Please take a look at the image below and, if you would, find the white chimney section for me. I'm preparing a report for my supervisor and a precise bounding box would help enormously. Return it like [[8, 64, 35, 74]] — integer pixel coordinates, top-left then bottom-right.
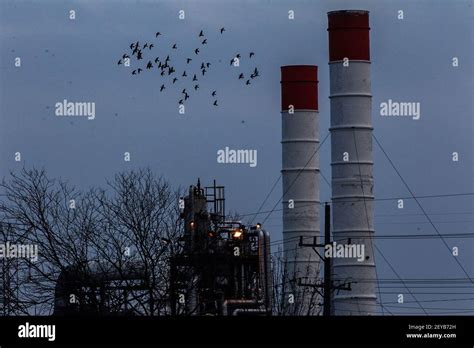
[[327, 10, 377, 315], [281, 65, 320, 314]]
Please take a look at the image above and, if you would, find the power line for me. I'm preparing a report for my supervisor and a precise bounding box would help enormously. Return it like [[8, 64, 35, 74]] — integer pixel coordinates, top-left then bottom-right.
[[285, 211, 474, 219], [351, 128, 385, 315], [376, 220, 474, 225], [378, 286, 474, 289], [375, 292, 474, 295], [268, 233, 474, 249], [261, 132, 330, 224], [320, 170, 331, 188], [375, 211, 474, 217], [239, 192, 474, 218], [373, 133, 473, 284], [331, 278, 474, 283], [248, 175, 281, 225], [340, 299, 474, 311], [275, 276, 474, 287], [247, 168, 331, 227], [383, 297, 474, 304]]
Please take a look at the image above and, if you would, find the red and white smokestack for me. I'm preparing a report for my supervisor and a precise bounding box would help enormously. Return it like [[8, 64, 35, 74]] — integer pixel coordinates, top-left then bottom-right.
[[280, 66, 320, 314], [328, 10, 377, 315]]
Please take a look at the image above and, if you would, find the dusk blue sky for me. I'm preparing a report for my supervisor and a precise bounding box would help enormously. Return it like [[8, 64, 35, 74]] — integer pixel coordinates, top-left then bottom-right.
[[1, 0, 473, 314]]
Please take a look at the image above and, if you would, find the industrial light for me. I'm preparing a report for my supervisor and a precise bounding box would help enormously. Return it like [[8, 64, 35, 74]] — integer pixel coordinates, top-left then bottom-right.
[[190, 221, 195, 229], [232, 229, 243, 239], [256, 223, 262, 229]]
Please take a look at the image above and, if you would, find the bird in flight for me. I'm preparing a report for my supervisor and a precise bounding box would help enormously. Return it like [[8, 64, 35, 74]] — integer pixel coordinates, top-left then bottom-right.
[[120, 28, 256, 107]]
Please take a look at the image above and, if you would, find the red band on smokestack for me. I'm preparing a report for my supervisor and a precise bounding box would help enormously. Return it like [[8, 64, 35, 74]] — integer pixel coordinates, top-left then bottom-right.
[[280, 65, 318, 111], [328, 10, 370, 61]]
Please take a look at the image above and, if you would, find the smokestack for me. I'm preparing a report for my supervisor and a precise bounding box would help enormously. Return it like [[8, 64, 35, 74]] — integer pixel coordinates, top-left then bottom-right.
[[280, 65, 320, 314], [327, 10, 377, 315]]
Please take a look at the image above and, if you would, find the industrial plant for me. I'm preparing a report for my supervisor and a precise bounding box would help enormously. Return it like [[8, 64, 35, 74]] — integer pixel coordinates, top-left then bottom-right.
[[46, 10, 378, 317], [1, 0, 473, 345]]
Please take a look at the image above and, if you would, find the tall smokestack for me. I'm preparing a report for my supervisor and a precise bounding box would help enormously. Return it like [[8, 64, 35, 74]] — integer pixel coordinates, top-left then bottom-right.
[[327, 10, 377, 315], [280, 65, 320, 314]]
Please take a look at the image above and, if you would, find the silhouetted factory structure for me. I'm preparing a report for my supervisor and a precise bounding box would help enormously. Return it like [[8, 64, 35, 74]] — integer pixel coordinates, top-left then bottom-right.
[[170, 180, 272, 316]]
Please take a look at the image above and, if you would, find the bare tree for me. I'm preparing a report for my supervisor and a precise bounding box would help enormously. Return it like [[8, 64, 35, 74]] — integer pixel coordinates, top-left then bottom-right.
[[0, 221, 30, 315], [0, 167, 183, 316], [0, 168, 91, 314], [272, 248, 322, 316], [91, 168, 183, 315]]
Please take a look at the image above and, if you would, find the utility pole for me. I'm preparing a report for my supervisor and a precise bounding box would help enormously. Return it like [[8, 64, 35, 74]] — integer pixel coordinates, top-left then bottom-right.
[[297, 202, 351, 316], [323, 202, 331, 316]]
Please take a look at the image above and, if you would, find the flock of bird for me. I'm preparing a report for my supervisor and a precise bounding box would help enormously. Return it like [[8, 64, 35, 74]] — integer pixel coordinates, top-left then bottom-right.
[[117, 27, 260, 107]]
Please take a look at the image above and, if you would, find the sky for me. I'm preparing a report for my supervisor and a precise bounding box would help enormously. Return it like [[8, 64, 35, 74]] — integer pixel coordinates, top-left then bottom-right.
[[0, 0, 473, 315]]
